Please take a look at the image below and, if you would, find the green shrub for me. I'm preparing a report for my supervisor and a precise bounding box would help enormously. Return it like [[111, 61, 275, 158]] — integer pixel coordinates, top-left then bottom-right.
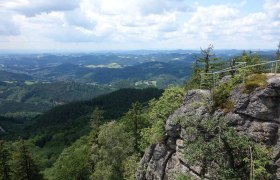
[[177, 115, 273, 179], [212, 81, 235, 112], [244, 74, 267, 93], [223, 100, 235, 113], [140, 87, 185, 149]]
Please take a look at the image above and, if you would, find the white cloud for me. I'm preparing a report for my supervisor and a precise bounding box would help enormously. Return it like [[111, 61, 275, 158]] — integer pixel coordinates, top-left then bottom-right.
[[1, 0, 80, 16], [0, 10, 20, 35], [264, 0, 280, 20], [181, 1, 280, 48], [0, 0, 279, 50]]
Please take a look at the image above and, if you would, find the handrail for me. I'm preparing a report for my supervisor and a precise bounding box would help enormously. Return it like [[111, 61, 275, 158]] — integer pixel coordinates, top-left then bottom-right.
[[200, 59, 280, 89], [201, 62, 247, 76]]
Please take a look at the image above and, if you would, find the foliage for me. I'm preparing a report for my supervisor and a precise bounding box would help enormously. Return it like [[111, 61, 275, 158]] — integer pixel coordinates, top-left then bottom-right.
[[176, 115, 273, 179], [184, 60, 201, 90], [0, 81, 113, 114], [0, 115, 25, 140], [1, 50, 278, 180], [140, 87, 185, 149], [186, 44, 224, 90], [244, 74, 268, 93], [89, 107, 104, 138], [244, 144, 273, 179], [121, 102, 147, 153], [44, 136, 90, 180], [236, 51, 268, 74], [20, 88, 162, 169], [222, 100, 235, 113], [11, 140, 43, 180], [196, 44, 219, 74], [90, 122, 133, 180], [0, 140, 11, 180], [122, 154, 141, 180], [175, 173, 194, 180], [90, 107, 104, 128], [212, 75, 241, 111]]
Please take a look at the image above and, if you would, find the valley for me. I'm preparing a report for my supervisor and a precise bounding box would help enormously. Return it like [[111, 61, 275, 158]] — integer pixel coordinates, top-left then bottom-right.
[[0, 49, 278, 179]]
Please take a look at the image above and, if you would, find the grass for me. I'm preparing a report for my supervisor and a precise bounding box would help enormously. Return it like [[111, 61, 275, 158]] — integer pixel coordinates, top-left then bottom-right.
[[3, 80, 17, 84], [222, 100, 235, 113], [213, 81, 235, 112], [244, 74, 267, 93], [25, 81, 37, 85]]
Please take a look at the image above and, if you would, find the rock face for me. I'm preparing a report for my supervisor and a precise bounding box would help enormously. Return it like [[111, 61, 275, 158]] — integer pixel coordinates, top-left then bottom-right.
[[136, 75, 280, 179], [136, 90, 212, 179]]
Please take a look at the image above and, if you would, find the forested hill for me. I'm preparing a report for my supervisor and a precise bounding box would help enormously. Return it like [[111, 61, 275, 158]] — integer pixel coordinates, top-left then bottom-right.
[[25, 88, 163, 135], [0, 88, 163, 169], [1, 49, 279, 180]]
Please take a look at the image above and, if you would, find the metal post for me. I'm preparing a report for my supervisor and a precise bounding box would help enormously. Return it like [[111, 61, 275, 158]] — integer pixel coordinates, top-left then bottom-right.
[[249, 146, 254, 180], [276, 62, 278, 74], [213, 73, 215, 88], [243, 69, 245, 84], [200, 74, 202, 89]]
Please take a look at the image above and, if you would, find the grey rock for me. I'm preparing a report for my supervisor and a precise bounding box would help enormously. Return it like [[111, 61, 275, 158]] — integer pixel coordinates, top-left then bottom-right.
[[219, 75, 232, 85], [137, 75, 280, 179], [137, 89, 212, 180]]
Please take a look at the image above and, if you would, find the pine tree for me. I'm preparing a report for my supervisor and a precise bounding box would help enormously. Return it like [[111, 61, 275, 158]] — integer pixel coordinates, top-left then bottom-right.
[[90, 107, 104, 130], [0, 140, 11, 180], [90, 122, 133, 180], [89, 107, 104, 145], [89, 107, 104, 174], [11, 140, 43, 180], [197, 44, 218, 73], [122, 101, 145, 153], [194, 44, 224, 89]]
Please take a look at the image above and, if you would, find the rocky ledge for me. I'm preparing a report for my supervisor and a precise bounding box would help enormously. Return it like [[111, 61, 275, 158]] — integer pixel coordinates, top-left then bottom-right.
[[136, 74, 280, 179]]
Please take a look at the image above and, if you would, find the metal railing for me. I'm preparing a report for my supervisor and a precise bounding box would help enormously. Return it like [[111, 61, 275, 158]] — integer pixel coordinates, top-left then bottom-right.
[[200, 59, 280, 89]]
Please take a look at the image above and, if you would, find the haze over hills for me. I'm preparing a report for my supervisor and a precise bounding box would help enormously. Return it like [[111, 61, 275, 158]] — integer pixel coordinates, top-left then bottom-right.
[[0, 48, 279, 179], [0, 50, 276, 116], [1, 0, 280, 178]]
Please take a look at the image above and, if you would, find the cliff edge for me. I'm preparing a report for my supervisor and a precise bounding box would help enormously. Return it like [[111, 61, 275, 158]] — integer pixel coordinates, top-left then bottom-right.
[[137, 74, 280, 179]]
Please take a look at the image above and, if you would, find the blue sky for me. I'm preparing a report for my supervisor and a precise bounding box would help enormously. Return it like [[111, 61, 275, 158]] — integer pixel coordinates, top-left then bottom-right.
[[0, 0, 279, 51]]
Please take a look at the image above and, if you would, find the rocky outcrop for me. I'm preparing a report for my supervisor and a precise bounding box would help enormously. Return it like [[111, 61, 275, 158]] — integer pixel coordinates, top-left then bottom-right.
[[137, 90, 212, 179], [137, 74, 280, 179], [227, 74, 280, 178]]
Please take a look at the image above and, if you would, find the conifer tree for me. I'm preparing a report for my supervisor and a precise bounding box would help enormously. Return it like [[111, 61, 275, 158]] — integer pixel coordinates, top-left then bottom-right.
[[0, 140, 11, 180], [88, 107, 105, 174], [197, 44, 218, 73], [89, 107, 105, 147], [90, 107, 104, 130], [122, 101, 145, 153], [11, 140, 43, 180]]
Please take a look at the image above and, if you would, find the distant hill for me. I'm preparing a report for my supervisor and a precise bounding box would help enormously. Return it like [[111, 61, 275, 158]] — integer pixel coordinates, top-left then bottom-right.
[[0, 70, 32, 82], [0, 81, 114, 114], [0, 115, 24, 139], [5, 88, 163, 167], [29, 60, 193, 86], [25, 88, 163, 134]]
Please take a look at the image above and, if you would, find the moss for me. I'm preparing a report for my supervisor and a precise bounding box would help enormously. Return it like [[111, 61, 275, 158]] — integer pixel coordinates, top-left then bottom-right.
[[212, 81, 235, 112], [244, 74, 267, 93], [222, 100, 235, 113]]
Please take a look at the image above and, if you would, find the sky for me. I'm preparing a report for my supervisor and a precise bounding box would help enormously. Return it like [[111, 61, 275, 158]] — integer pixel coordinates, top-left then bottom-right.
[[0, 0, 279, 52]]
